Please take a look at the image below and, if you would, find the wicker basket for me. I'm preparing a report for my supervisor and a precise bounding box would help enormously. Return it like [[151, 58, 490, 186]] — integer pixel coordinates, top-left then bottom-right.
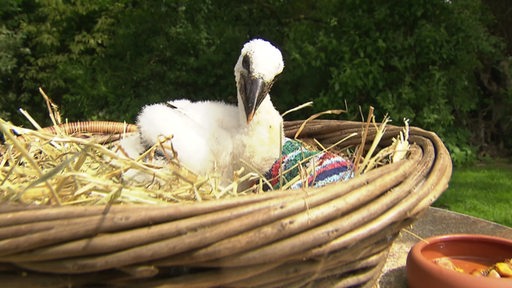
[[0, 120, 452, 288]]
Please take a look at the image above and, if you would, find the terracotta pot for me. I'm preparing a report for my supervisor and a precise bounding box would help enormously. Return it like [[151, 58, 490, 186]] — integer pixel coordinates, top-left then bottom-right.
[[407, 234, 512, 288]]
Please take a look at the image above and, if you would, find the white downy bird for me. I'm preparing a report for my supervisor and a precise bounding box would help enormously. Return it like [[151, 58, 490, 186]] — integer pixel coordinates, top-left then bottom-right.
[[124, 39, 284, 184]]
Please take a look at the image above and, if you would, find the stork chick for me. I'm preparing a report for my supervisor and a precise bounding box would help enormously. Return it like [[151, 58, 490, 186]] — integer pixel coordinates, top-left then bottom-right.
[[134, 39, 284, 184]]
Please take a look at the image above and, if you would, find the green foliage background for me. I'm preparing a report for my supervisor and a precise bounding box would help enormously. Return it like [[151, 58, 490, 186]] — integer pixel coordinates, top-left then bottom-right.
[[1, 0, 510, 163]]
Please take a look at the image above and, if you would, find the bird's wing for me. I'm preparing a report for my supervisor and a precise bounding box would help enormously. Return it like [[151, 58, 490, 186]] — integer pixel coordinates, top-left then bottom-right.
[[167, 100, 239, 133], [137, 102, 234, 177]]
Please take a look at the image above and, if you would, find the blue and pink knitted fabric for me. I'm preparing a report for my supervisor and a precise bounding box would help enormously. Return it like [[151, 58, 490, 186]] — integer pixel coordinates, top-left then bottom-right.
[[265, 138, 354, 190]]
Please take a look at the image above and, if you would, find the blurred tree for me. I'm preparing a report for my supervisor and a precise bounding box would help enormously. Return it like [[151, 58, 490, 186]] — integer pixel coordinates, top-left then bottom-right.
[[476, 0, 512, 156], [0, 0, 509, 160], [0, 0, 25, 122], [0, 0, 117, 123]]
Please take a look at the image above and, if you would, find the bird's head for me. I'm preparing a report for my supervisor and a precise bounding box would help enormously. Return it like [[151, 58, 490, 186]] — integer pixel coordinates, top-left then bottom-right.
[[235, 39, 284, 123]]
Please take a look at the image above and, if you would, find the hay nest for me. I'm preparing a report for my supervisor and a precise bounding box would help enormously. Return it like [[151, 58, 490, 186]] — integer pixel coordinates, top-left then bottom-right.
[[0, 118, 452, 287]]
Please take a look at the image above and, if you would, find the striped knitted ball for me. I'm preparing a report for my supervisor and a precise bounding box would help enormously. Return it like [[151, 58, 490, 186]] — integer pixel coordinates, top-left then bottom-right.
[[265, 138, 354, 190]]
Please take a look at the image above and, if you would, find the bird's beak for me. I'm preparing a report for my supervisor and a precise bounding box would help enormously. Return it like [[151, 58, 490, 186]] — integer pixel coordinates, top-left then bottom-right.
[[239, 74, 269, 123]]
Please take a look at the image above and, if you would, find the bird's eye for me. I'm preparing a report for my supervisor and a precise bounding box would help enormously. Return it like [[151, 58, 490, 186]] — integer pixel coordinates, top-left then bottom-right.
[[242, 55, 251, 72]]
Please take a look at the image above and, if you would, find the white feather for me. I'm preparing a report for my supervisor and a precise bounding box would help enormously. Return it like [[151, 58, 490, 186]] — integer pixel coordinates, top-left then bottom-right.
[[137, 101, 236, 178]]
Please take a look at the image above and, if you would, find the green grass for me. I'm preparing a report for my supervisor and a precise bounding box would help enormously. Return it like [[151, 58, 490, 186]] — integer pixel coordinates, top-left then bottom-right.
[[433, 159, 512, 228]]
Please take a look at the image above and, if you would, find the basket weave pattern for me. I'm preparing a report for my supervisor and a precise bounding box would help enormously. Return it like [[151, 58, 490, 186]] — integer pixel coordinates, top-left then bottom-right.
[[0, 120, 452, 287]]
